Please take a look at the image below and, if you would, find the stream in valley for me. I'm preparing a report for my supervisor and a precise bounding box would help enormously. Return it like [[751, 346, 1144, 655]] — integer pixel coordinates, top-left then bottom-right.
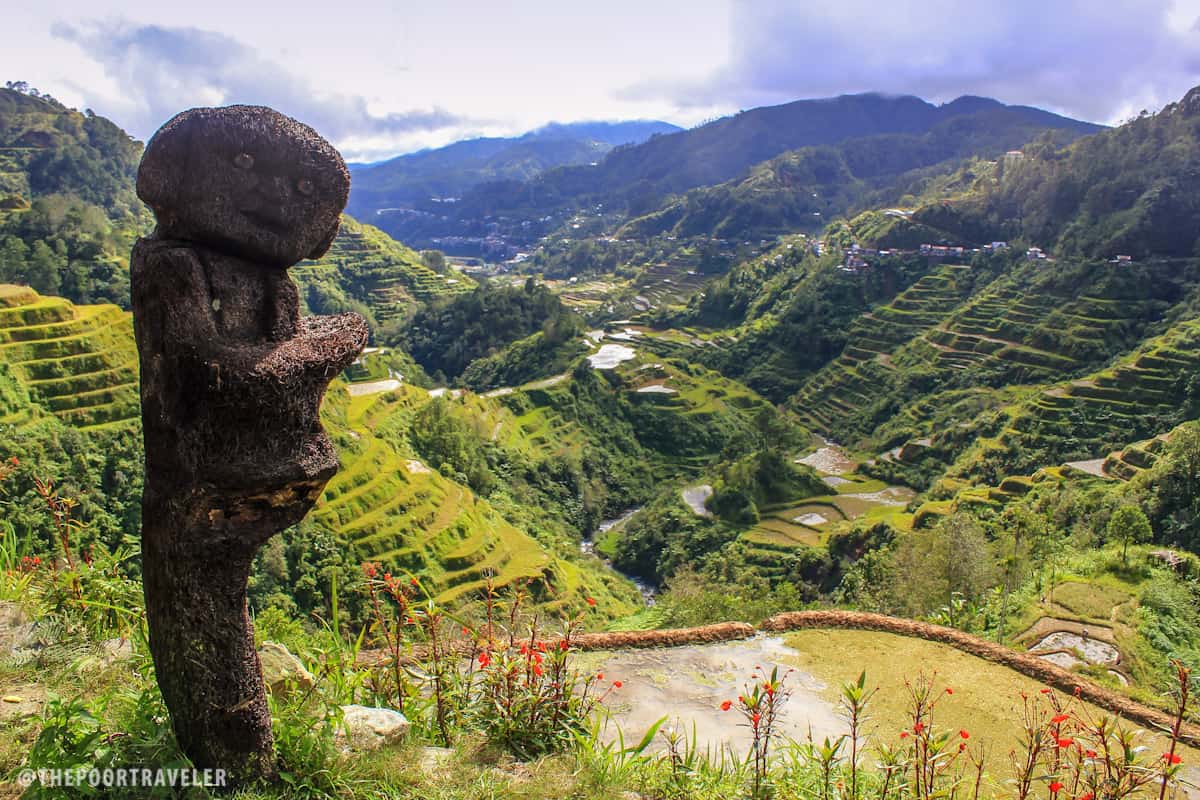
[[582, 507, 657, 604]]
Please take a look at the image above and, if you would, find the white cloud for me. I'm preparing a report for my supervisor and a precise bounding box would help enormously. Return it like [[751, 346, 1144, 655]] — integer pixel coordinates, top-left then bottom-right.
[[626, 0, 1200, 124], [49, 20, 476, 160]]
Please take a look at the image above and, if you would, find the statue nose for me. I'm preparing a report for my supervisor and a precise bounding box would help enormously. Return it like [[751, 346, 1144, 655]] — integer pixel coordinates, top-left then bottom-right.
[[267, 175, 292, 201]]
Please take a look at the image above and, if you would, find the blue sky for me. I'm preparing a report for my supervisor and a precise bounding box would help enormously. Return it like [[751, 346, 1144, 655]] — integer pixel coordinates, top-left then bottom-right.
[[5, 1, 1200, 162]]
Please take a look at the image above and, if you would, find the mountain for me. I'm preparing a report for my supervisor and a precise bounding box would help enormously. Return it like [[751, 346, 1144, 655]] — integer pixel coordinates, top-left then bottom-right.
[[909, 87, 1200, 258], [0, 85, 149, 307], [617, 101, 1099, 241], [369, 93, 1101, 252], [661, 85, 1200, 500], [573, 93, 1099, 201], [346, 119, 680, 216]]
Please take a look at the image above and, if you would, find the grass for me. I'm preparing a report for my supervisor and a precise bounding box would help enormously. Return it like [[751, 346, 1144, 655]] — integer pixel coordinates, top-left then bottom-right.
[[782, 629, 1199, 760], [291, 215, 473, 326], [315, 383, 641, 616], [0, 288, 139, 430], [1051, 580, 1135, 622]]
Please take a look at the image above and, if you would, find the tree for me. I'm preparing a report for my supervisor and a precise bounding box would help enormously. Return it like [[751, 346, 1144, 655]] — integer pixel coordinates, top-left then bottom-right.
[[420, 249, 446, 272], [0, 236, 29, 283], [27, 240, 62, 295], [1108, 505, 1153, 564], [887, 513, 996, 620]]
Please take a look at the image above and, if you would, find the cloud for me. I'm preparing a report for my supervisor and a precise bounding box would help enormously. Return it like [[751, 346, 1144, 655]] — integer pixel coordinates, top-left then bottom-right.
[[50, 21, 474, 159], [625, 0, 1200, 123]]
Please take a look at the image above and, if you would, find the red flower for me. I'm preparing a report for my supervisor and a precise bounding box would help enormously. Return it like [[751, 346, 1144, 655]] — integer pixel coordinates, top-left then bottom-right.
[[410, 576, 419, 586], [383, 572, 392, 582], [8, 457, 17, 466], [900, 731, 910, 739], [752, 712, 761, 726], [1049, 782, 1064, 793], [362, 562, 378, 578], [612, 680, 622, 688], [1057, 738, 1074, 748], [959, 730, 970, 740], [560, 640, 569, 651], [1040, 688, 1052, 694], [1085, 749, 1097, 758], [596, 672, 604, 681], [1164, 753, 1183, 765], [462, 626, 471, 636], [914, 722, 925, 734], [1051, 714, 1069, 724], [945, 687, 954, 695], [1080, 794, 1094, 800], [959, 742, 967, 752], [586, 597, 597, 607], [31, 557, 39, 566], [478, 652, 491, 668], [721, 700, 732, 711], [533, 664, 543, 677]]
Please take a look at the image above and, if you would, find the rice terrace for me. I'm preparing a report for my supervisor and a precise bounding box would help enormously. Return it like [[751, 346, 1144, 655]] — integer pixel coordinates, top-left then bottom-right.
[[5, 5, 1200, 798]]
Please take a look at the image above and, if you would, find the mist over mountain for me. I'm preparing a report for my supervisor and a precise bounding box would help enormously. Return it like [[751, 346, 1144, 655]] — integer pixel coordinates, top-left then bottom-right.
[[347, 119, 680, 215]]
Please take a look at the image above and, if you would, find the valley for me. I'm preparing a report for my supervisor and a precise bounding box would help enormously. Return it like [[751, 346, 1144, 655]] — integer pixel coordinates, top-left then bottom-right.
[[4, 73, 1200, 800]]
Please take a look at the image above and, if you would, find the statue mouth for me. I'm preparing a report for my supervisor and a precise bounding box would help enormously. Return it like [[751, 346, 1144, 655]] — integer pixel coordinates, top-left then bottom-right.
[[239, 208, 289, 235]]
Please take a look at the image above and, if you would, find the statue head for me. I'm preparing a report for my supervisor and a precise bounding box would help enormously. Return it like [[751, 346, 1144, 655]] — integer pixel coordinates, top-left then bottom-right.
[[137, 105, 349, 267]]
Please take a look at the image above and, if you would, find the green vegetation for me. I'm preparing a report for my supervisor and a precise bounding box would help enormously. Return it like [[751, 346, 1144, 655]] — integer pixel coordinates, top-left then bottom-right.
[[0, 285, 138, 431], [387, 92, 1097, 254], [918, 88, 1200, 258], [0, 85, 149, 308], [403, 279, 579, 384], [291, 215, 474, 338]]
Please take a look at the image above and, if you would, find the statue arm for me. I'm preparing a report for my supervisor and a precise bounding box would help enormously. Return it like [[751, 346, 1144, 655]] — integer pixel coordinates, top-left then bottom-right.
[[141, 245, 368, 382]]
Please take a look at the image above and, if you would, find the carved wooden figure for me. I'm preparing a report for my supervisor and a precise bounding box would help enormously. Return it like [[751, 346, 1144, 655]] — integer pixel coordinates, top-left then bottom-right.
[[131, 105, 367, 783]]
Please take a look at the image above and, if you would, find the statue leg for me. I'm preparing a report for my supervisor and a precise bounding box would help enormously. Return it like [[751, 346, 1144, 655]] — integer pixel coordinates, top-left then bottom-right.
[[141, 489, 279, 785]]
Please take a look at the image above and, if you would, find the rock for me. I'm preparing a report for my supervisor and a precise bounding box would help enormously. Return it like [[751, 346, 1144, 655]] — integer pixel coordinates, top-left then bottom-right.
[[336, 705, 410, 752], [0, 602, 35, 657], [258, 641, 315, 696], [99, 637, 134, 665]]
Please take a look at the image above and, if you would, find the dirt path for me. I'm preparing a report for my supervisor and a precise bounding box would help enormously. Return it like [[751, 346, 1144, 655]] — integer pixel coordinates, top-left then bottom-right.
[[346, 378, 402, 396]]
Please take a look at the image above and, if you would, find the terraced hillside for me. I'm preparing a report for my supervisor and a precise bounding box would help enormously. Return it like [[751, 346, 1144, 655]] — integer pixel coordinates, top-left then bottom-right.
[[496, 353, 786, 477], [778, 255, 1200, 491], [899, 260, 1178, 384], [0, 284, 137, 430], [292, 216, 475, 328], [742, 475, 915, 576], [953, 316, 1200, 482], [317, 383, 638, 613], [789, 263, 978, 433]]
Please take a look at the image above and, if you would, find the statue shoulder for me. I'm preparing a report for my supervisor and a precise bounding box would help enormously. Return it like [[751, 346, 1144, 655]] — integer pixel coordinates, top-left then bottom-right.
[[132, 238, 209, 287]]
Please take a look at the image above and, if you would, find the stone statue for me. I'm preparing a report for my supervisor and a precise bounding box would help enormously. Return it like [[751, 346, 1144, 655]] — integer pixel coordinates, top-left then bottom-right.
[[131, 105, 367, 783]]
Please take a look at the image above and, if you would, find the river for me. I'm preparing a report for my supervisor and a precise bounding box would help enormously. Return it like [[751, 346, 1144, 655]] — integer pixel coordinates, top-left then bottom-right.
[[582, 507, 657, 605]]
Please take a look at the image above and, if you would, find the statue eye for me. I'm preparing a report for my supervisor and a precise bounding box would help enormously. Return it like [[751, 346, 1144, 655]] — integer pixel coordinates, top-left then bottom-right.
[[233, 153, 254, 170], [296, 178, 314, 196]]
